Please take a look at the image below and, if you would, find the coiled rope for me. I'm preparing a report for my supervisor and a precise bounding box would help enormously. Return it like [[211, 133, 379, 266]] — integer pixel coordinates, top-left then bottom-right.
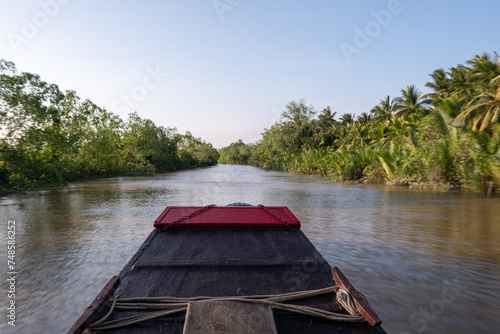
[[89, 286, 365, 331]]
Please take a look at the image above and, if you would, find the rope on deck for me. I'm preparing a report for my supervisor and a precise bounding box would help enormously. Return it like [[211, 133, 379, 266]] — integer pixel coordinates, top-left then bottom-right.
[[89, 286, 366, 331]]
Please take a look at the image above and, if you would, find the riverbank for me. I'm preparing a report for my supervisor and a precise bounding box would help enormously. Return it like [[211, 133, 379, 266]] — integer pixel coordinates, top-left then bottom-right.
[[284, 167, 496, 194], [0, 161, 219, 194], [0, 60, 219, 192], [218, 54, 500, 194]]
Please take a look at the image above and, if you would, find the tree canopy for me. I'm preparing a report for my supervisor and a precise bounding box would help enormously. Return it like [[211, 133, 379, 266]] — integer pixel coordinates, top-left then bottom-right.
[[218, 53, 500, 193], [0, 59, 218, 190]]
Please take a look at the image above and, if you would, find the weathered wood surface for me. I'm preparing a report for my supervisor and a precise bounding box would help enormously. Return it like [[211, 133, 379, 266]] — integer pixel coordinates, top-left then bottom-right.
[[332, 267, 382, 326], [67, 275, 120, 334], [183, 300, 277, 334], [88, 227, 386, 334]]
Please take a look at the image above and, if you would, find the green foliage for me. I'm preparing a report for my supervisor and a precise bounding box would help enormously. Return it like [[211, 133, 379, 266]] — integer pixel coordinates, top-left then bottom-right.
[[370, 95, 397, 124], [0, 59, 217, 190], [177, 131, 219, 168], [224, 53, 500, 194], [124, 112, 179, 172], [218, 140, 252, 164], [395, 85, 432, 120], [427, 53, 500, 132], [277, 100, 316, 153], [4, 53, 499, 194]]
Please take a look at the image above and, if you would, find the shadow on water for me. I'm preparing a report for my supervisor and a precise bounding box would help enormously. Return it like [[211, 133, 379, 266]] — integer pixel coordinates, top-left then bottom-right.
[[0, 164, 499, 333]]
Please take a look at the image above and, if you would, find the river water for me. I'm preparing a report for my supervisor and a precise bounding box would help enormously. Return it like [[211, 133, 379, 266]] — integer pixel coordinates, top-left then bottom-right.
[[1, 164, 499, 333]]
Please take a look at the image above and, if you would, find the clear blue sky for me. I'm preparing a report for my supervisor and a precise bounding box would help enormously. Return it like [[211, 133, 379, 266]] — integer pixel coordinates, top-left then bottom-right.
[[1, 0, 499, 148]]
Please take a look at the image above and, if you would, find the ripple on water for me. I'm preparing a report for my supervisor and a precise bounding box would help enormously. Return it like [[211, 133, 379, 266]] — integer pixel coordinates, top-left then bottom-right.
[[0, 165, 499, 333]]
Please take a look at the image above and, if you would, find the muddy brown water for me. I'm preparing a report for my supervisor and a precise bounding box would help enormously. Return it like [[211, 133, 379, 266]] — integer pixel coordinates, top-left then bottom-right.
[[1, 164, 499, 333]]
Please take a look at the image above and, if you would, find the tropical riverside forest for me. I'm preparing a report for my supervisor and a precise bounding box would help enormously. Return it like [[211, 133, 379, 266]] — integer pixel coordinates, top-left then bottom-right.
[[2, 53, 499, 195], [219, 53, 500, 194], [0, 59, 219, 191]]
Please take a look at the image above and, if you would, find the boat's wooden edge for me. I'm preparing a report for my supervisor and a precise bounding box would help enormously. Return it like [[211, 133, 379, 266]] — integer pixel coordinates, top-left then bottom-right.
[[331, 267, 382, 327], [67, 275, 120, 334]]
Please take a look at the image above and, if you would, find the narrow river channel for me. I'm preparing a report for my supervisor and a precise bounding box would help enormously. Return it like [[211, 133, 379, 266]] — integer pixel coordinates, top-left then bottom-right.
[[1, 164, 499, 333]]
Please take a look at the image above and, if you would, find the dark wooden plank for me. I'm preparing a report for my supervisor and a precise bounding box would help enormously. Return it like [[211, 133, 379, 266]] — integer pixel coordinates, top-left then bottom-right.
[[76, 227, 385, 333], [133, 259, 317, 268], [183, 301, 277, 334], [67, 275, 120, 334], [331, 267, 382, 327]]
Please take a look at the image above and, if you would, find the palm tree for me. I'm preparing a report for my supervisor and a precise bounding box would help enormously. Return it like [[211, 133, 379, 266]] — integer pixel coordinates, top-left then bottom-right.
[[394, 85, 432, 119], [458, 75, 500, 131], [357, 112, 373, 125], [333, 125, 349, 149], [318, 106, 336, 129], [456, 53, 500, 131], [466, 53, 499, 84], [315, 106, 337, 148], [433, 96, 463, 119], [448, 64, 474, 100], [424, 69, 451, 100], [339, 113, 354, 126], [368, 123, 393, 148], [370, 95, 397, 124], [348, 122, 370, 148], [390, 118, 412, 138]]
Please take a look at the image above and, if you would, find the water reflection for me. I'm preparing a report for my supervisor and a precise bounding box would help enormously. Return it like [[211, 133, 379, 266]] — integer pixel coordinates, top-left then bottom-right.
[[0, 164, 499, 333]]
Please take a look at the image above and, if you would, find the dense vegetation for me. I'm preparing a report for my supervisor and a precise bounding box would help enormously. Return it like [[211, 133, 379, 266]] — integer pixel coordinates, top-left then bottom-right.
[[219, 53, 500, 193], [0, 59, 218, 190], [218, 139, 252, 165]]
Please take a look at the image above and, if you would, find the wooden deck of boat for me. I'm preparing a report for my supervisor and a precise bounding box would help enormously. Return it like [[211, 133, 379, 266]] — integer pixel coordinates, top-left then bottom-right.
[[91, 226, 385, 333]]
